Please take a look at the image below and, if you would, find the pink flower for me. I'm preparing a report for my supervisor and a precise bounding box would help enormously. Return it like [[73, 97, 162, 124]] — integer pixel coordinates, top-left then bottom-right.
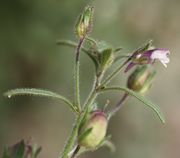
[[125, 49, 170, 72]]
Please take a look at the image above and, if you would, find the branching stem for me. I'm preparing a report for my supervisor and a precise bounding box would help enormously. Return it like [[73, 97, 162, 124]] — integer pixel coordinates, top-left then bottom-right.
[[60, 116, 82, 158]]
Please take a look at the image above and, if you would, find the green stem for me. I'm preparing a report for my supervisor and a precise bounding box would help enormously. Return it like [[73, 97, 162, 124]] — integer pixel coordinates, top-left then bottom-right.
[[60, 116, 82, 158], [59, 39, 85, 158], [84, 90, 98, 109], [100, 59, 129, 87], [75, 38, 84, 111], [75, 61, 81, 111], [83, 71, 104, 109]]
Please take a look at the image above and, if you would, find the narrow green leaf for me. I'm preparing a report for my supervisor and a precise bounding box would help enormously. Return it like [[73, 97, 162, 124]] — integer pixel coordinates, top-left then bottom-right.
[[4, 88, 77, 113], [78, 128, 93, 143], [99, 87, 165, 124], [56, 40, 98, 68], [14, 141, 25, 158]]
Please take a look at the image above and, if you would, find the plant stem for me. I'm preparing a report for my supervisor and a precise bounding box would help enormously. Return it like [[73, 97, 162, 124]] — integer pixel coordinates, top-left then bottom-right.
[[75, 38, 84, 111], [75, 61, 80, 111], [76, 39, 84, 63], [83, 70, 105, 109], [59, 38, 86, 158], [60, 116, 82, 158], [108, 93, 129, 119], [100, 59, 130, 87]]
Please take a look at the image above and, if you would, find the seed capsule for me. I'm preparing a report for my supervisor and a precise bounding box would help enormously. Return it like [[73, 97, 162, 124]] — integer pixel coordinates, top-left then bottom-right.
[[127, 65, 156, 94], [78, 110, 108, 149]]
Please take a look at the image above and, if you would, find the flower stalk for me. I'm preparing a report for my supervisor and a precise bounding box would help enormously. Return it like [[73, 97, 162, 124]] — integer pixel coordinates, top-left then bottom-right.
[[108, 93, 129, 119]]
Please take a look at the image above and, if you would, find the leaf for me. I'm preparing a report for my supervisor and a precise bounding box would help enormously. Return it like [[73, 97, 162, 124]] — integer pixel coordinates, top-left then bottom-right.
[[99, 87, 165, 124], [56, 40, 98, 69], [96, 41, 112, 53], [97, 135, 115, 152], [4, 88, 77, 113], [13, 141, 25, 158], [78, 128, 93, 143]]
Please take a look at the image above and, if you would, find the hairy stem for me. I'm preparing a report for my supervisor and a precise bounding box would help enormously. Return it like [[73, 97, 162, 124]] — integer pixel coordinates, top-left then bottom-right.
[[60, 39, 85, 158], [60, 116, 82, 158], [108, 93, 129, 119], [75, 38, 84, 111], [83, 70, 105, 109], [100, 59, 130, 87]]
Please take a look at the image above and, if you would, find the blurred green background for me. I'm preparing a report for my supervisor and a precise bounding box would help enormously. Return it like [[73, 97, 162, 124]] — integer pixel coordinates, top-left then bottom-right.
[[0, 0, 179, 158]]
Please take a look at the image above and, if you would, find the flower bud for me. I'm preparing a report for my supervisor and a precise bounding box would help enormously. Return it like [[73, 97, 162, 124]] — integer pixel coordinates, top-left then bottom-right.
[[78, 110, 108, 149], [75, 6, 94, 39], [127, 65, 156, 94]]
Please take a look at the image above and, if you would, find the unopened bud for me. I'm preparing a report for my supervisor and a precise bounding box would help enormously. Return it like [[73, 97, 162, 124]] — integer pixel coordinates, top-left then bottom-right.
[[75, 6, 94, 39], [78, 110, 108, 149], [127, 65, 156, 94]]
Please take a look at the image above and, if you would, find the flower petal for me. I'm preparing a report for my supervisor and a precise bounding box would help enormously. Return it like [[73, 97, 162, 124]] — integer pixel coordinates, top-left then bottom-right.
[[124, 62, 137, 73], [150, 49, 170, 67]]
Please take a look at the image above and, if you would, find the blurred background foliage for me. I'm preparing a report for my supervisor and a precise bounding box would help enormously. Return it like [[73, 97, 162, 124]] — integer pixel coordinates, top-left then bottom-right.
[[0, 0, 179, 158]]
